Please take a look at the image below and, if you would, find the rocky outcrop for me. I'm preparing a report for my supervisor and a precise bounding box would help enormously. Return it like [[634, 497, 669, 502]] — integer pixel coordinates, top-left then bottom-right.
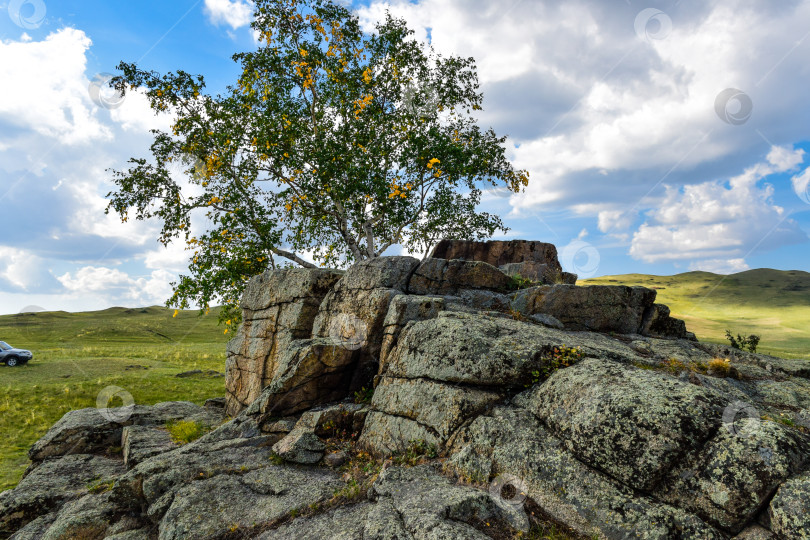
[[4, 240, 809, 539], [225, 268, 344, 415]]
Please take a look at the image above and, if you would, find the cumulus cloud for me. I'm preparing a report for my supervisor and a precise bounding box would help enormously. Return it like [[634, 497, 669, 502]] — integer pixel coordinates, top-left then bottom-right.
[[57, 266, 175, 306], [204, 0, 254, 30], [0, 28, 110, 144], [629, 145, 807, 264]]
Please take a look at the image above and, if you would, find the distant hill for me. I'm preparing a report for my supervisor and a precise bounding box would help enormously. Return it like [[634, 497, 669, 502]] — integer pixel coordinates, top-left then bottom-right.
[[0, 306, 227, 349], [582, 269, 810, 360]]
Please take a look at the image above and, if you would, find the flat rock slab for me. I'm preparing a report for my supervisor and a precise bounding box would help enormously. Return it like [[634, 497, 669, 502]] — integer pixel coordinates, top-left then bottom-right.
[[264, 465, 511, 539], [407, 258, 511, 296]]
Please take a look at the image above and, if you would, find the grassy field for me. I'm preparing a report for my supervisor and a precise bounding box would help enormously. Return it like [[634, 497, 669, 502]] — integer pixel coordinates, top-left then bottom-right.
[[582, 268, 810, 360], [0, 306, 229, 492]]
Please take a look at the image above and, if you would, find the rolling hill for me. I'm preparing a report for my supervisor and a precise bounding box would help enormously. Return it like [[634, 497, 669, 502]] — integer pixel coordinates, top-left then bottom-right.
[[581, 268, 810, 360]]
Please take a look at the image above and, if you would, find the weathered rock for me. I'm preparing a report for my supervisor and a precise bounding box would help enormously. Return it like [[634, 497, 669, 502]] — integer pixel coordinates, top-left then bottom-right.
[[429, 239, 563, 275], [517, 358, 728, 491], [407, 258, 511, 296], [379, 311, 645, 387], [500, 261, 557, 283], [359, 376, 501, 452], [358, 412, 442, 456], [378, 294, 445, 376], [310, 257, 422, 393], [295, 402, 367, 438], [122, 425, 177, 469], [641, 303, 695, 340], [158, 465, 342, 540], [512, 284, 658, 335], [27, 401, 221, 463], [0, 454, 124, 535], [272, 428, 325, 464], [768, 471, 810, 538], [262, 465, 519, 539], [323, 451, 348, 468], [732, 525, 776, 539], [226, 268, 344, 415], [33, 492, 119, 540], [659, 418, 810, 533], [448, 406, 724, 539]]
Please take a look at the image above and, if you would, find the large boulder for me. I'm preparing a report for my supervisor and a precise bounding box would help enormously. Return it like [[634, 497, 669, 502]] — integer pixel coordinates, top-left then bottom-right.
[[407, 258, 512, 295], [448, 406, 724, 539], [516, 358, 728, 491], [310, 256, 421, 390], [28, 401, 223, 462], [768, 472, 810, 538], [0, 454, 125, 535], [225, 268, 344, 416], [659, 419, 810, 533], [512, 284, 660, 335], [429, 238, 563, 274]]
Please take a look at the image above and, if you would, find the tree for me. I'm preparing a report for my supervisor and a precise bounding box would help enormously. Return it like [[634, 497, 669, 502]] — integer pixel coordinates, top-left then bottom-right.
[[107, 0, 529, 327]]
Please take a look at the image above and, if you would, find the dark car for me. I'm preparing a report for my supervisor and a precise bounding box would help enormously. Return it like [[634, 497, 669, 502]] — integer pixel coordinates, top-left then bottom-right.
[[0, 341, 32, 366]]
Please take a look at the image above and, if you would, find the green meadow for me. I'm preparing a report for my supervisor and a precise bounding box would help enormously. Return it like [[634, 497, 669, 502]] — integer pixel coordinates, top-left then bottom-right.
[[0, 306, 228, 492], [582, 268, 810, 361]]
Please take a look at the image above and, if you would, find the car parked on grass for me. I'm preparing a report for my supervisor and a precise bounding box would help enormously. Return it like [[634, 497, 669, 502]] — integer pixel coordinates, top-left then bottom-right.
[[0, 341, 32, 366]]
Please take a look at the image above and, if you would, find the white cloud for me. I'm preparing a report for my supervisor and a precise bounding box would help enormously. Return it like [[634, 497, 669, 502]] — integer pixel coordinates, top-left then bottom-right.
[[204, 0, 254, 30], [57, 266, 175, 306], [109, 88, 174, 133], [0, 247, 43, 290], [629, 145, 807, 264], [0, 28, 110, 144], [688, 258, 750, 274], [792, 166, 810, 205]]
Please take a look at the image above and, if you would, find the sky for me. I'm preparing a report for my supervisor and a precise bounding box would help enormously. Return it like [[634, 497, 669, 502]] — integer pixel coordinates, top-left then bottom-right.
[[0, 0, 809, 315]]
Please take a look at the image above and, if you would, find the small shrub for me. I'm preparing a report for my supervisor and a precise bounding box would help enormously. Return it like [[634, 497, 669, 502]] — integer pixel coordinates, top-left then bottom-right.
[[725, 330, 760, 353], [708, 358, 731, 377], [269, 451, 285, 466], [353, 386, 374, 404], [166, 419, 209, 445], [508, 274, 534, 291], [87, 478, 114, 494], [392, 439, 439, 466], [541, 345, 584, 378], [662, 358, 688, 375]]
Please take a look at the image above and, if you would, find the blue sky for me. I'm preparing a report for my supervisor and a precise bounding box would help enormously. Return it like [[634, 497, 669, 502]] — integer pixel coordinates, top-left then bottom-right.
[[1, 0, 809, 314]]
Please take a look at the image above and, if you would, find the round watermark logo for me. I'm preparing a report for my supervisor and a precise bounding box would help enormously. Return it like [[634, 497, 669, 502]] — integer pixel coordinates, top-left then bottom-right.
[[96, 385, 135, 423], [560, 240, 600, 279], [8, 0, 46, 29], [634, 8, 672, 42], [722, 400, 760, 438], [328, 313, 368, 351], [715, 88, 753, 126], [89, 73, 126, 110], [489, 474, 530, 532]]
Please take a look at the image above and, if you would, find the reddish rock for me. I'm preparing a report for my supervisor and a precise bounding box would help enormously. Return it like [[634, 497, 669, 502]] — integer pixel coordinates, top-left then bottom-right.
[[429, 239, 562, 274]]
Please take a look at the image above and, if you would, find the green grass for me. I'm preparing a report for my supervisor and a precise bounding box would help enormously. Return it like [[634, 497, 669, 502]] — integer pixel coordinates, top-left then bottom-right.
[[581, 268, 810, 360], [166, 419, 211, 445], [0, 306, 229, 492]]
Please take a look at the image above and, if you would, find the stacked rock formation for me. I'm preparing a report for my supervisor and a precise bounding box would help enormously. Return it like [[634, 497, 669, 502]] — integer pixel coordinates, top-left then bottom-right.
[[2, 239, 809, 539]]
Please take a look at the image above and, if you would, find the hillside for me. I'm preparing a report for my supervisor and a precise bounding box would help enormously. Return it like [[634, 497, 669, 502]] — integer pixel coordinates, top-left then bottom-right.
[[0, 306, 229, 492], [581, 268, 810, 360]]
